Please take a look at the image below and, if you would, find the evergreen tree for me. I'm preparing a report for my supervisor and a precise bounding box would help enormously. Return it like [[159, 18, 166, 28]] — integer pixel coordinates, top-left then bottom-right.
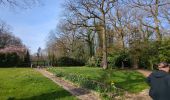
[[24, 50, 31, 67]]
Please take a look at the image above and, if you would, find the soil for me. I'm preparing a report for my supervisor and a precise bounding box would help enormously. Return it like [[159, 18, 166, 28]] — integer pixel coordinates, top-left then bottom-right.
[[137, 69, 152, 77]]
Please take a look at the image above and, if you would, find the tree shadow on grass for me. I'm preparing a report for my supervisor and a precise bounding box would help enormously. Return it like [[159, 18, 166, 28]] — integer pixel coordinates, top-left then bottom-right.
[[8, 90, 76, 100], [70, 87, 90, 96], [114, 72, 148, 93], [94, 70, 148, 93]]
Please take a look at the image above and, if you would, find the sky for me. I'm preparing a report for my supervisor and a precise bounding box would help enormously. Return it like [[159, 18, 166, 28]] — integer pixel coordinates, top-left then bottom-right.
[[0, 0, 64, 54]]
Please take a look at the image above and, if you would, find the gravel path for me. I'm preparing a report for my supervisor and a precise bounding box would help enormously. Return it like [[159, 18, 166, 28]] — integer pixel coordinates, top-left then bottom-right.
[[122, 89, 152, 100], [36, 68, 101, 100], [137, 69, 152, 77]]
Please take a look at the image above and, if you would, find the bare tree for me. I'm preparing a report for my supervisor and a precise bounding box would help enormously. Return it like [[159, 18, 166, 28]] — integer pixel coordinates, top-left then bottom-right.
[[0, 20, 11, 34], [108, 6, 130, 50], [0, 0, 40, 9], [128, 0, 170, 41], [83, 29, 95, 57], [162, 6, 170, 25], [46, 19, 89, 63], [0, 21, 22, 48], [65, 0, 117, 69]]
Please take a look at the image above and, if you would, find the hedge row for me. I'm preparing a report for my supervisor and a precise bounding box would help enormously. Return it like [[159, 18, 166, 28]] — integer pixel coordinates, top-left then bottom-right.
[[55, 57, 85, 66], [0, 52, 30, 67]]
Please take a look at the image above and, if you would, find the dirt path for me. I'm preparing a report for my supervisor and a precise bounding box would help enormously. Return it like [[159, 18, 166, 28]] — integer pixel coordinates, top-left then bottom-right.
[[137, 69, 152, 77], [115, 69, 152, 100], [127, 69, 152, 100], [113, 69, 152, 100], [121, 89, 152, 100], [35, 68, 101, 100]]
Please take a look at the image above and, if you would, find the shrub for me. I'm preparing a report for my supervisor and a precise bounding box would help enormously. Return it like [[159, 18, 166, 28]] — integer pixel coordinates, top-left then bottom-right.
[[86, 56, 96, 67], [56, 72, 108, 92], [86, 56, 102, 67], [109, 51, 131, 68], [137, 40, 170, 69], [158, 39, 170, 63], [55, 57, 85, 66], [0, 52, 31, 67], [0, 53, 6, 66], [53, 70, 124, 99], [55, 72, 65, 77], [6, 52, 20, 66], [0, 52, 20, 67]]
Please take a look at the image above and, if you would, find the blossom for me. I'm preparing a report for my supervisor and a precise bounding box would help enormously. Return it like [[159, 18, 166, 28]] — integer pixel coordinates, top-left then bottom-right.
[[0, 45, 27, 57]]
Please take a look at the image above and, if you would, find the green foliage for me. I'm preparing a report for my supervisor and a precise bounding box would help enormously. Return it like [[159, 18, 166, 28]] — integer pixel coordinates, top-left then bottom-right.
[[64, 73, 107, 92], [52, 68, 124, 99], [0, 52, 31, 67], [48, 67, 148, 98], [0, 68, 77, 100], [55, 72, 65, 77], [136, 41, 158, 69], [158, 39, 170, 63], [0, 53, 6, 66], [23, 51, 31, 67], [86, 38, 170, 69], [0, 52, 20, 67], [86, 56, 96, 67], [137, 39, 170, 69], [55, 57, 85, 66], [31, 61, 46, 66], [86, 56, 102, 67], [6, 53, 20, 66], [109, 39, 170, 69], [108, 51, 131, 68]]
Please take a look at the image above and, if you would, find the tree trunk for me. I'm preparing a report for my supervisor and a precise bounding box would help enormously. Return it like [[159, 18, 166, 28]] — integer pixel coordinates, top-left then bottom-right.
[[102, 14, 108, 69], [87, 41, 94, 57], [121, 61, 124, 69], [120, 31, 125, 50], [133, 56, 139, 69], [154, 0, 161, 41], [118, 36, 125, 50], [149, 60, 154, 70]]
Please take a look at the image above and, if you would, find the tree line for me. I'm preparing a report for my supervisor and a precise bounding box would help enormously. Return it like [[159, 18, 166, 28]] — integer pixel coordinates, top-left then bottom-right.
[[45, 0, 169, 69], [0, 0, 41, 67], [0, 20, 30, 67]]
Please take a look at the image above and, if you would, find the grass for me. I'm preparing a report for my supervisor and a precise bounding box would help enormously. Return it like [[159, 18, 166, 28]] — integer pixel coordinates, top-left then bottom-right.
[[0, 68, 77, 100], [48, 67, 149, 93]]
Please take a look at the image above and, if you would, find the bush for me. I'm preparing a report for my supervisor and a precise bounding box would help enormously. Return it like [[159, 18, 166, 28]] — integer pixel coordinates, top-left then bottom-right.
[[137, 40, 170, 69], [158, 39, 170, 63], [86, 56, 102, 67], [53, 70, 124, 99], [0, 52, 31, 67], [6, 53, 20, 66], [0, 53, 6, 66], [55, 57, 85, 66], [0, 52, 20, 67], [109, 51, 131, 68], [55, 71, 111, 92], [86, 56, 96, 67]]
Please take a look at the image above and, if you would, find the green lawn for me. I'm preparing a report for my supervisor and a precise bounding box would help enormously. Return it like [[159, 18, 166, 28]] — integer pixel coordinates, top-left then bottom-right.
[[48, 67, 149, 93], [0, 68, 77, 100]]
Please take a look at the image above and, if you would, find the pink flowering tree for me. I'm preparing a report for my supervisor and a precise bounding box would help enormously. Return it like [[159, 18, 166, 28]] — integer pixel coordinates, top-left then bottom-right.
[[0, 45, 30, 67], [0, 45, 27, 57]]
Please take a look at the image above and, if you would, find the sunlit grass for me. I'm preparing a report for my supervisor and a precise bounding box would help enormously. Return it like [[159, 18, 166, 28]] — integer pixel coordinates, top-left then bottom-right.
[[0, 68, 77, 100], [48, 67, 149, 93]]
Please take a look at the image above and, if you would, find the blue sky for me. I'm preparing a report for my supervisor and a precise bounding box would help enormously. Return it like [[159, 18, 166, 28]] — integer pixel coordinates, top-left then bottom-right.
[[0, 0, 64, 54]]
